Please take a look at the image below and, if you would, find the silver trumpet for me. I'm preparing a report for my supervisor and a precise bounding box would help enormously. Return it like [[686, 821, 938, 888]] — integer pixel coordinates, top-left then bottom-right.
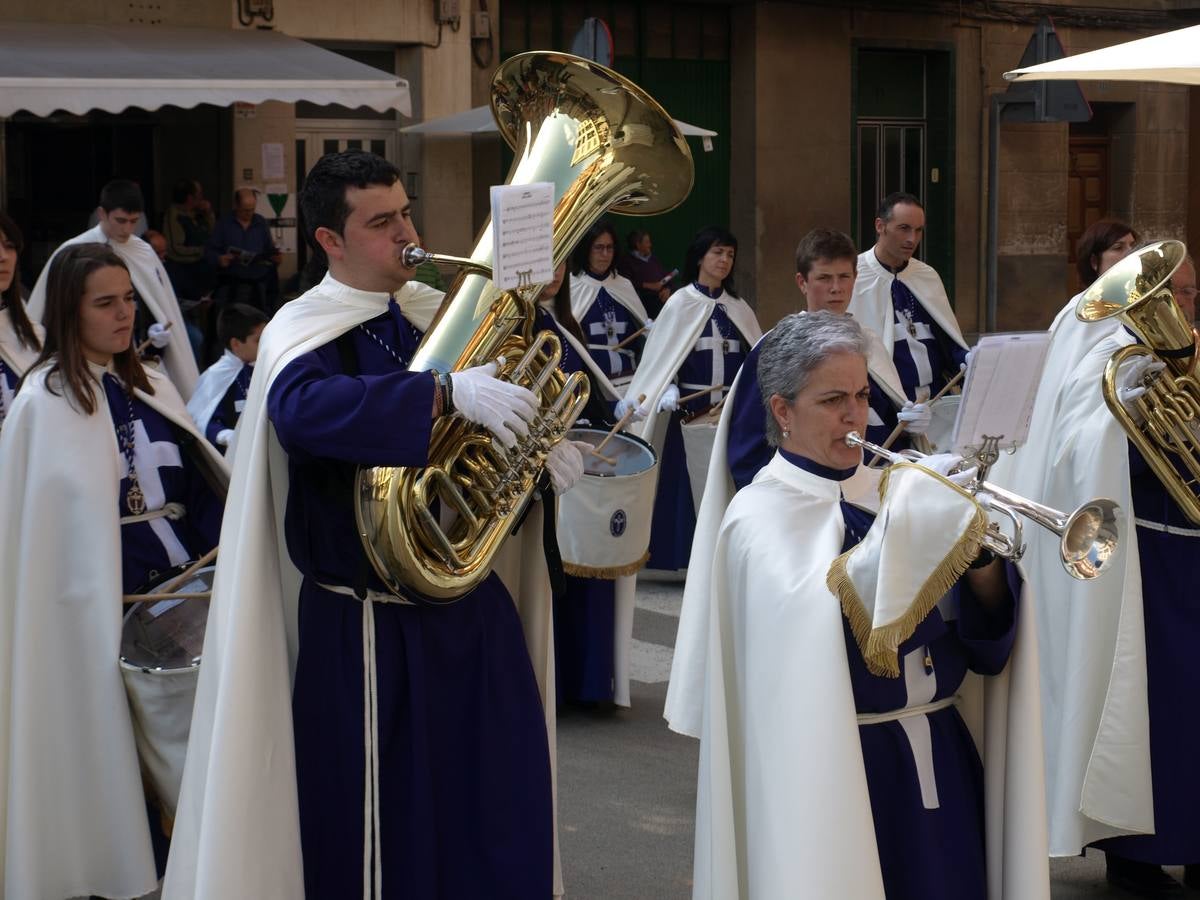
[[843, 431, 1121, 581]]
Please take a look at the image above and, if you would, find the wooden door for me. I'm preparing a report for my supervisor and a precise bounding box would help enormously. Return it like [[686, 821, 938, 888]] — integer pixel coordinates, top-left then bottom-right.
[[1067, 137, 1109, 293]]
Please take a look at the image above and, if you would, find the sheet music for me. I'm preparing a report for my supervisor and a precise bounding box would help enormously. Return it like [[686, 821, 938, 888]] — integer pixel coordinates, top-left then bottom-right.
[[951, 331, 1053, 456], [490, 182, 555, 291]]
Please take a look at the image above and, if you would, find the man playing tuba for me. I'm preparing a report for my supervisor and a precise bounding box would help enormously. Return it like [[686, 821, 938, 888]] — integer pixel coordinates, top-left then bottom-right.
[[164, 150, 584, 900]]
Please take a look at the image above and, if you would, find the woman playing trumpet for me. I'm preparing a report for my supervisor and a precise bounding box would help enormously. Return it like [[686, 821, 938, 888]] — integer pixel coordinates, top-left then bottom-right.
[[683, 311, 1048, 900]]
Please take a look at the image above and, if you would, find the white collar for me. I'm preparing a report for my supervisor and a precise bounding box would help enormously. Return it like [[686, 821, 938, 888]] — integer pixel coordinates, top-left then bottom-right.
[[762, 451, 874, 502], [318, 271, 395, 310]]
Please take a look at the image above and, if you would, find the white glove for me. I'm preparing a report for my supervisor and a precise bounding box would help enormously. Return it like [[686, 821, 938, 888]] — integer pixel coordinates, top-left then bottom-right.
[[215, 428, 235, 448], [960, 348, 975, 373], [896, 401, 932, 436], [643, 318, 654, 336], [1115, 355, 1165, 422], [545, 439, 587, 494], [658, 383, 680, 412], [147, 322, 172, 349], [614, 396, 647, 423], [449, 360, 538, 450], [917, 452, 967, 478]]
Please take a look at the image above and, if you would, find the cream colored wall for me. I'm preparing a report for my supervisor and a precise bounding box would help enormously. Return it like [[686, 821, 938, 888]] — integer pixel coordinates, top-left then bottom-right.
[[263, 0, 435, 44], [231, 101, 299, 280], [0, 0, 227, 27]]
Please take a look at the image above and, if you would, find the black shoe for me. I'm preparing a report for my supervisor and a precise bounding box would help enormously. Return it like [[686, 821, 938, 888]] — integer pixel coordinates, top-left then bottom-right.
[[1183, 864, 1200, 890], [1106, 854, 1184, 897]]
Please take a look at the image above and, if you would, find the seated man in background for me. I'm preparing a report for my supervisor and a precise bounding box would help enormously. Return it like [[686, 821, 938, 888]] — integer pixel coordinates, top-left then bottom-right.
[[205, 187, 281, 311]]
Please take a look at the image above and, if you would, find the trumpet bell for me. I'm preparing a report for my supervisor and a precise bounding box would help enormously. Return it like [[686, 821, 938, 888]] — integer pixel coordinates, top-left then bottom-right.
[[1059, 498, 1120, 581]]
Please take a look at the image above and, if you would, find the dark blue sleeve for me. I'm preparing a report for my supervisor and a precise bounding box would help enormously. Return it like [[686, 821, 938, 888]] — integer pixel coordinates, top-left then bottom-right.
[[728, 341, 773, 491], [203, 219, 227, 268], [205, 412, 227, 445], [953, 561, 1019, 676], [267, 345, 436, 466]]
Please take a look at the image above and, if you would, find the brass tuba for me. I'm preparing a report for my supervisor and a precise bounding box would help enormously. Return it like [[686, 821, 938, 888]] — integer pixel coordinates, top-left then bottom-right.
[[1075, 239, 1200, 524], [355, 51, 694, 600]]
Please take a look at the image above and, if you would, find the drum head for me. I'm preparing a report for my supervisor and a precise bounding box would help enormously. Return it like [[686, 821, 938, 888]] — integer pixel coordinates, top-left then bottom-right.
[[566, 427, 657, 477], [121, 564, 215, 671]]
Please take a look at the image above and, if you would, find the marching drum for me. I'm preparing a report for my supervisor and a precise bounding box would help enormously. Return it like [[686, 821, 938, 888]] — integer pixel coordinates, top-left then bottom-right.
[[680, 405, 723, 513], [120, 561, 214, 818], [556, 427, 659, 578]]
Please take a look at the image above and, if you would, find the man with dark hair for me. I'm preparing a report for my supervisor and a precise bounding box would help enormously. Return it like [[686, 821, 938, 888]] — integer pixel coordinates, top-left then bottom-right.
[[26, 178, 199, 398], [186, 302, 268, 451], [849, 192, 969, 403], [204, 187, 281, 310], [725, 228, 917, 492], [166, 149, 580, 899], [163, 177, 215, 300]]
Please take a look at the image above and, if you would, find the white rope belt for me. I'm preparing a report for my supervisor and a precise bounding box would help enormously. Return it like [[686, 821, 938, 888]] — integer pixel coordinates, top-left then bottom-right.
[[119, 501, 185, 525], [856, 695, 958, 726], [316, 582, 415, 606], [314, 582, 415, 899], [1134, 517, 1200, 538]]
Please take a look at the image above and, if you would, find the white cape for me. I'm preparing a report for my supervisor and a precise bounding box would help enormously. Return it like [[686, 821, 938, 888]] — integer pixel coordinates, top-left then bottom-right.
[[1010, 328, 1154, 854], [27, 225, 200, 399], [187, 349, 246, 443], [0, 308, 42, 375], [569, 269, 649, 326], [0, 363, 227, 900], [664, 319, 904, 738], [624, 283, 762, 444], [693, 453, 1048, 899], [164, 273, 562, 899], [849, 248, 968, 356]]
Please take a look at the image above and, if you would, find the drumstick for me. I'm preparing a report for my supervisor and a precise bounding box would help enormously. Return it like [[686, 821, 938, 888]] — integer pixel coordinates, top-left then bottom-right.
[[611, 327, 647, 351], [677, 384, 724, 406], [135, 320, 173, 356], [588, 448, 617, 466], [868, 370, 967, 465], [593, 394, 646, 457], [123, 590, 211, 604], [122, 547, 219, 605]]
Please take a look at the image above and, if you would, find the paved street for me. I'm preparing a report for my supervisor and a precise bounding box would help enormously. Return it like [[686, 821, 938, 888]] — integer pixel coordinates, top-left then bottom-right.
[[556, 576, 1190, 899]]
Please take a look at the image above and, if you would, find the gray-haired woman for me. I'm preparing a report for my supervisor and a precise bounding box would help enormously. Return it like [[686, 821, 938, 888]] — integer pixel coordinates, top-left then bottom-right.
[[683, 310, 1047, 900]]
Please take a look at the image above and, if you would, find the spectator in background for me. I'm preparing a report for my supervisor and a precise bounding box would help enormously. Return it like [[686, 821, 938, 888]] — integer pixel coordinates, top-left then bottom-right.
[[144, 229, 168, 261], [205, 188, 282, 311], [163, 178, 215, 301], [617, 228, 675, 318]]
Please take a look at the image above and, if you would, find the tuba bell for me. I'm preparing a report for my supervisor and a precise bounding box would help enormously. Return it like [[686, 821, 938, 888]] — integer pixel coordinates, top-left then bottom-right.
[[1075, 239, 1200, 524], [355, 51, 694, 600]]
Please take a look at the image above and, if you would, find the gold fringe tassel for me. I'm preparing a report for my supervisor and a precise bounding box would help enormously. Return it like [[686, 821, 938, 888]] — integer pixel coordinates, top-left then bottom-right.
[[826, 464, 989, 678], [562, 550, 651, 580]]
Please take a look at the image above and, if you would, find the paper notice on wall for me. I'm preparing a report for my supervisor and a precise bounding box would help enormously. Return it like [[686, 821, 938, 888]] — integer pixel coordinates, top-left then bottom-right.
[[952, 331, 1053, 456], [261, 142, 286, 181], [490, 182, 554, 291]]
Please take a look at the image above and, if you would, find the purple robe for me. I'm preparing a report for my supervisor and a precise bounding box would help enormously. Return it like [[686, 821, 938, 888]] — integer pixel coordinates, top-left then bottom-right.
[[617, 251, 672, 318], [102, 374, 222, 592], [204, 361, 253, 447], [267, 299, 552, 898], [886, 270, 968, 400], [1093, 443, 1200, 865], [786, 451, 1017, 900]]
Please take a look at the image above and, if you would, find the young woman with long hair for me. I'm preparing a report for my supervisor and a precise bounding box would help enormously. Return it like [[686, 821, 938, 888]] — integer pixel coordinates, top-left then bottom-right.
[[0, 210, 43, 426], [0, 242, 227, 899]]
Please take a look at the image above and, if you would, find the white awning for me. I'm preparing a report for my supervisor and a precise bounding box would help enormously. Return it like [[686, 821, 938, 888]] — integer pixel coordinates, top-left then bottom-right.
[[0, 21, 412, 117], [1005, 23, 1200, 85], [400, 104, 718, 137]]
